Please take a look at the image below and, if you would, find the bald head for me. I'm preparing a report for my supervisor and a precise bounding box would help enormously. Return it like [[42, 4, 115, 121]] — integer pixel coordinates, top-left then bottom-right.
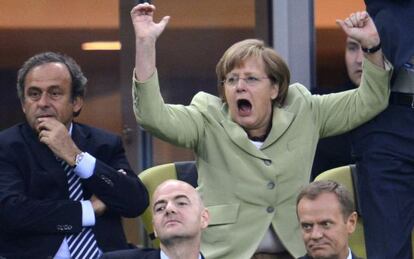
[[152, 180, 204, 211], [151, 180, 209, 245]]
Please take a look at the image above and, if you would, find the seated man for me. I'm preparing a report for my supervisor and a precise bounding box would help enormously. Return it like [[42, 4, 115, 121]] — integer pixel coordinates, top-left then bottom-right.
[[296, 180, 361, 259], [102, 179, 209, 259], [0, 52, 149, 258]]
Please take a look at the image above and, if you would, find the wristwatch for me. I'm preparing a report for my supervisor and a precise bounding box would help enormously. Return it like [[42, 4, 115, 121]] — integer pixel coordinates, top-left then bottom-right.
[[74, 152, 85, 167], [361, 42, 381, 54]]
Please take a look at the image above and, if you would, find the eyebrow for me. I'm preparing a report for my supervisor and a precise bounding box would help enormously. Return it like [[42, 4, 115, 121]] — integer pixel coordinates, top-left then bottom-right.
[[174, 195, 191, 203], [153, 194, 191, 209]]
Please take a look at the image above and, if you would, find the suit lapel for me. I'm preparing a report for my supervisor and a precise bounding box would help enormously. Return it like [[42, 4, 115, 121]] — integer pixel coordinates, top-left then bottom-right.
[[20, 123, 67, 190], [221, 108, 295, 159], [221, 117, 269, 159], [221, 106, 295, 155], [71, 123, 90, 152], [261, 106, 295, 149], [351, 251, 361, 259]]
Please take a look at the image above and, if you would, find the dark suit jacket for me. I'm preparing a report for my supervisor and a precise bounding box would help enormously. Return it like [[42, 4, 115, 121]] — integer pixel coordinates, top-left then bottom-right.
[[365, 0, 414, 70], [101, 248, 205, 259], [299, 251, 361, 259], [0, 122, 149, 259]]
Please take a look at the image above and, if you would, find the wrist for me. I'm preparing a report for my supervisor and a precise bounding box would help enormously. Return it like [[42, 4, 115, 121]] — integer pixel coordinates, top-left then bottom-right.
[[135, 35, 156, 45], [362, 42, 381, 54], [74, 152, 85, 168]]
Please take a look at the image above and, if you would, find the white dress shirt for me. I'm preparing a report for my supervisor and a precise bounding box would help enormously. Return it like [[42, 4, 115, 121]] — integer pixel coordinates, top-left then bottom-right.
[[54, 124, 97, 258], [160, 250, 202, 259]]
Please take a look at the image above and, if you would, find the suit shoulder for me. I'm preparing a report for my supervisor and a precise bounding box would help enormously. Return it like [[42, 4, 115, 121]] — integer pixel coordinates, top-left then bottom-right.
[[0, 123, 27, 145], [190, 91, 226, 122], [75, 123, 120, 141], [283, 83, 314, 110], [191, 91, 222, 108], [288, 83, 312, 98], [0, 123, 23, 136]]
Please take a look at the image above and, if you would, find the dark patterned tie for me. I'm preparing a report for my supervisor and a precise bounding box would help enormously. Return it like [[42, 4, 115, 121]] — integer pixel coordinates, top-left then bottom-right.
[[60, 159, 101, 259]]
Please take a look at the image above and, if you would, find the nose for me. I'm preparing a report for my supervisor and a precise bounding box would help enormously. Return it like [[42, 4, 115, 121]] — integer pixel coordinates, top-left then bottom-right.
[[37, 92, 50, 107], [310, 226, 323, 240], [235, 78, 247, 92], [164, 202, 176, 215], [356, 48, 364, 63]]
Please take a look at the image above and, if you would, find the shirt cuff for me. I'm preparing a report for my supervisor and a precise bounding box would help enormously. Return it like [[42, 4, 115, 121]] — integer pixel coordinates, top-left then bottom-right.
[[74, 152, 96, 179], [80, 200, 96, 227]]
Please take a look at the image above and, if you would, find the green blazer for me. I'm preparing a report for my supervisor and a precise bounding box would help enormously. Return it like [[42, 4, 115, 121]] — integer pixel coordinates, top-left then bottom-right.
[[132, 59, 391, 259]]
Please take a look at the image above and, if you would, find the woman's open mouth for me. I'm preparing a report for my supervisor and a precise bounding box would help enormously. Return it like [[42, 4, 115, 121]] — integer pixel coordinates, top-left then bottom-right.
[[237, 99, 252, 116]]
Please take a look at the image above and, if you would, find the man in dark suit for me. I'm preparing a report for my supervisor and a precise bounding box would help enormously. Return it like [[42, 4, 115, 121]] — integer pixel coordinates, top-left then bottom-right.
[[296, 181, 361, 259], [102, 180, 209, 259], [311, 37, 363, 180], [0, 52, 149, 258], [351, 1, 414, 258]]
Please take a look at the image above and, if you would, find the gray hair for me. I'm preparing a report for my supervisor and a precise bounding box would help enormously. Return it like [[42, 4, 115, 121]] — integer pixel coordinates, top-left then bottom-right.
[[17, 52, 87, 117], [296, 180, 355, 221]]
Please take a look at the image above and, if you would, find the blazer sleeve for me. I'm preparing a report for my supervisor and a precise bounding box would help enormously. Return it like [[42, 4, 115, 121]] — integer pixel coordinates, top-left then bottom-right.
[[82, 134, 149, 218], [132, 70, 206, 149], [311, 57, 392, 138], [0, 147, 83, 235]]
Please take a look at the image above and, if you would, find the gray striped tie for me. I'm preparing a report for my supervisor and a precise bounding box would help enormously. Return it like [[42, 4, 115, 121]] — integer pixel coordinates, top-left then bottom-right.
[[61, 160, 101, 259]]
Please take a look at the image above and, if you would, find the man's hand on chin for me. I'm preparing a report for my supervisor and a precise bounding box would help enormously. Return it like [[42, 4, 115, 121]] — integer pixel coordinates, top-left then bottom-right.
[[37, 117, 81, 166]]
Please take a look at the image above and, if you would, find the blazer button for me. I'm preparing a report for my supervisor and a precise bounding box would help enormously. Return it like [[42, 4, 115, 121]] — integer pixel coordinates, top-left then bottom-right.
[[101, 175, 114, 187], [263, 159, 272, 166], [267, 181, 275, 189], [267, 206, 275, 213]]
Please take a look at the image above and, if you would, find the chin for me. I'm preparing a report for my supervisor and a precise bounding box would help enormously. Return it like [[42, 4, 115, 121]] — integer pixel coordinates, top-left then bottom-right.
[[310, 251, 333, 259], [236, 118, 255, 128]]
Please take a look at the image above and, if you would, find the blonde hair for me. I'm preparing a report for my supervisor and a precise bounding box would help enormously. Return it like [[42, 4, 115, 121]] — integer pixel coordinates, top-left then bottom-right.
[[215, 39, 290, 106]]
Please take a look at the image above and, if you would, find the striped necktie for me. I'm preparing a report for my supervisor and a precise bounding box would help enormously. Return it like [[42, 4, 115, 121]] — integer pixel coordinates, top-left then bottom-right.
[[60, 159, 101, 259]]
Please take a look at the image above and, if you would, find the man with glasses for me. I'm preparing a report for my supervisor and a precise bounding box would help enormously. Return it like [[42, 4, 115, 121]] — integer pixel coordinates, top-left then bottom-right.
[[131, 3, 390, 258]]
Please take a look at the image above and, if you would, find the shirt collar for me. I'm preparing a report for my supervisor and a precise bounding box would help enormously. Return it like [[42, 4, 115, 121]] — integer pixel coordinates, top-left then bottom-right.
[[346, 247, 352, 259], [160, 250, 202, 259], [68, 123, 73, 135]]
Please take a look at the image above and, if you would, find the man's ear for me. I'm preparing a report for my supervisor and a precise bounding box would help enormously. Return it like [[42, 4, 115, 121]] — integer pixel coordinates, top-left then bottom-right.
[[152, 218, 158, 238], [21, 102, 26, 114], [200, 208, 210, 229], [346, 211, 358, 234], [72, 96, 83, 114]]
